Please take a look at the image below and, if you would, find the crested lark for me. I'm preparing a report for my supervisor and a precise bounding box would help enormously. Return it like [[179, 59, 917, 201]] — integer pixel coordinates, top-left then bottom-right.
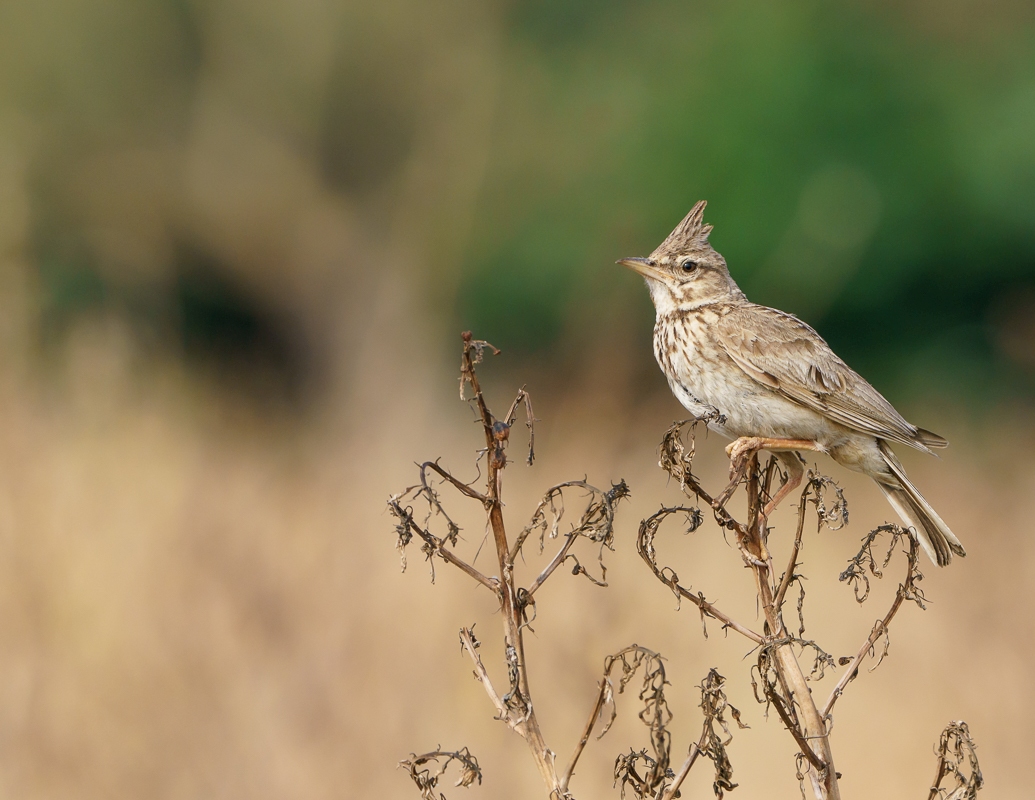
[[619, 201, 965, 566]]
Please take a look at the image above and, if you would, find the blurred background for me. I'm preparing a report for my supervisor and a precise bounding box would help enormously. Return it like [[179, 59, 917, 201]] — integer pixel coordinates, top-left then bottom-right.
[[0, 0, 1032, 797]]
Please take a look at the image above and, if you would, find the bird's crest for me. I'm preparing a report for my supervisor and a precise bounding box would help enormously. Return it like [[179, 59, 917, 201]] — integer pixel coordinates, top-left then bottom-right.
[[658, 200, 714, 252]]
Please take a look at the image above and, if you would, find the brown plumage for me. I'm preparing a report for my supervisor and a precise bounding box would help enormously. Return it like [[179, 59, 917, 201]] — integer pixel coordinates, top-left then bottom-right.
[[619, 201, 965, 566]]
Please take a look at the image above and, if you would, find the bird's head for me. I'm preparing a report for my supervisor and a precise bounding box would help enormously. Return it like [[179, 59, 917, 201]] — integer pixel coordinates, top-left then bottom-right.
[[618, 201, 745, 314]]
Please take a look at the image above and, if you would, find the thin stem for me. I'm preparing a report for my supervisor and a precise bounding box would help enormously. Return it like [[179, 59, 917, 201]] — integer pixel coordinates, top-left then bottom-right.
[[526, 533, 578, 597], [743, 455, 839, 800], [509, 480, 604, 563], [774, 487, 810, 611], [460, 334, 498, 464], [397, 515, 498, 592], [745, 455, 773, 576], [486, 481, 558, 794], [503, 388, 528, 427], [503, 388, 536, 465], [926, 751, 949, 800], [681, 587, 764, 643], [660, 728, 708, 800], [637, 505, 765, 643], [460, 627, 509, 723], [822, 544, 917, 717], [562, 645, 669, 795], [559, 679, 609, 792], [769, 684, 824, 772], [460, 334, 560, 796], [674, 462, 746, 540], [420, 461, 488, 503]]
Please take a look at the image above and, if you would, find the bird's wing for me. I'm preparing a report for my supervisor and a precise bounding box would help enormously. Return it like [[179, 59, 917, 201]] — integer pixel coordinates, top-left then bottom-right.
[[714, 304, 945, 453]]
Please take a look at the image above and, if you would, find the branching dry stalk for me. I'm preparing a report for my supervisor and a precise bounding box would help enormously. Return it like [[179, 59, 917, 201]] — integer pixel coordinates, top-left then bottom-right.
[[391, 335, 749, 800], [637, 419, 981, 800], [390, 341, 982, 800]]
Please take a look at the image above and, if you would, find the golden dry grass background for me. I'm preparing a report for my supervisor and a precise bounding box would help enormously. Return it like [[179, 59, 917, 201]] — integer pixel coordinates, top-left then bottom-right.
[[0, 314, 1030, 798]]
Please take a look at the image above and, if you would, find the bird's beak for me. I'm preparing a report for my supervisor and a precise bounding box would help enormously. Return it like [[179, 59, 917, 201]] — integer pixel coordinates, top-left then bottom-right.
[[617, 257, 668, 282]]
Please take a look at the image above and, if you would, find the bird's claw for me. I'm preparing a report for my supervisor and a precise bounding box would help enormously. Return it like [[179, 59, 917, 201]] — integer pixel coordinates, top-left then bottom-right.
[[725, 437, 763, 479]]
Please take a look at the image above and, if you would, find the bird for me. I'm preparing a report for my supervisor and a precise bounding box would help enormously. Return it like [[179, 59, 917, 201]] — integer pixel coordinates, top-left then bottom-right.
[[618, 201, 965, 566]]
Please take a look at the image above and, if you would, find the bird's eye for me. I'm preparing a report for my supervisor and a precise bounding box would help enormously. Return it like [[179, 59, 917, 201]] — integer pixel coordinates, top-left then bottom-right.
[[681, 260, 697, 272]]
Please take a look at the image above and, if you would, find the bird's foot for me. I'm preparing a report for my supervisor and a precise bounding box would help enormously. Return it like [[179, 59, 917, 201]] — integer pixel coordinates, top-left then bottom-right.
[[725, 437, 765, 479], [716, 438, 814, 516]]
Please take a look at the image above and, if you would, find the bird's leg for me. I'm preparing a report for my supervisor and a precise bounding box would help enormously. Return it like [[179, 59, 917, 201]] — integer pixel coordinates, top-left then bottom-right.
[[714, 437, 824, 513]]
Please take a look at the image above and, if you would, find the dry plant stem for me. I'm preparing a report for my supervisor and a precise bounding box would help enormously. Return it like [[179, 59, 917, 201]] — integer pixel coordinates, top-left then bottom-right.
[[636, 506, 764, 643], [564, 646, 690, 797], [660, 726, 709, 800], [559, 679, 609, 793], [420, 461, 489, 503], [399, 748, 483, 799], [460, 336, 560, 796], [821, 542, 918, 717], [393, 511, 498, 591], [526, 531, 580, 597], [648, 425, 843, 799], [512, 478, 612, 595], [401, 337, 630, 799], [503, 388, 536, 465], [773, 486, 810, 611], [459, 627, 509, 720], [928, 750, 951, 800], [680, 588, 764, 645], [741, 455, 839, 799], [639, 512, 833, 792]]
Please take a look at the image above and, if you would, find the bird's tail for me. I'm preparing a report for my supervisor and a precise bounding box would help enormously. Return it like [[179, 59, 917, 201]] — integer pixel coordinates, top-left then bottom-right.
[[876, 441, 965, 567]]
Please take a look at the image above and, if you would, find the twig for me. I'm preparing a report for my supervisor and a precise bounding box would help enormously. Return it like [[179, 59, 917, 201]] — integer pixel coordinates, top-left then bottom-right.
[[459, 627, 510, 724], [661, 667, 743, 800], [560, 645, 676, 793], [774, 483, 810, 611], [637, 505, 765, 644], [459, 332, 498, 438], [769, 685, 825, 772], [420, 461, 489, 503], [822, 530, 922, 717], [527, 532, 579, 597], [659, 730, 706, 800], [748, 465, 839, 799], [503, 388, 536, 465], [606, 646, 678, 799], [559, 678, 610, 792], [462, 333, 562, 794], [388, 500, 499, 592]]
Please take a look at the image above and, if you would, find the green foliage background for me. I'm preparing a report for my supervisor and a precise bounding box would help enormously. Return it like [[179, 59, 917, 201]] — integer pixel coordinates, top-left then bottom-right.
[[458, 0, 1035, 403]]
